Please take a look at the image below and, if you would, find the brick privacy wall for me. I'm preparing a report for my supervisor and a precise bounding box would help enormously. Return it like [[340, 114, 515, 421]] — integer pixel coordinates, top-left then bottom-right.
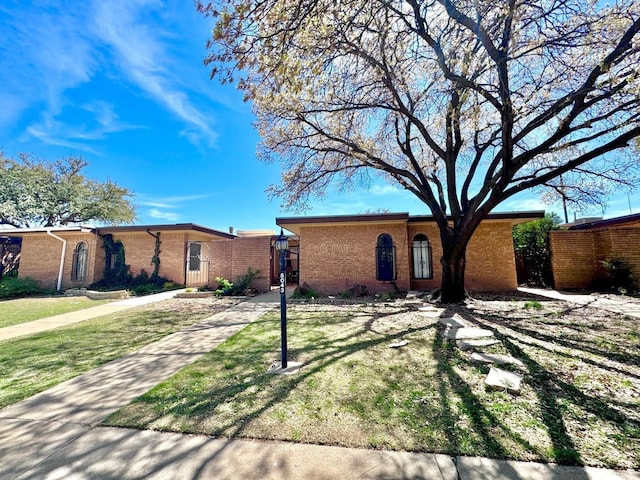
[[208, 239, 234, 283], [550, 230, 597, 289], [207, 236, 272, 291], [298, 223, 410, 294], [18, 232, 100, 290], [550, 228, 640, 289], [606, 228, 640, 282], [465, 222, 519, 290]]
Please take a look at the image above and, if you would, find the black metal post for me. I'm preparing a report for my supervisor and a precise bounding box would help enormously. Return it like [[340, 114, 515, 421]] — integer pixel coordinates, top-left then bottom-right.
[[279, 247, 288, 368]]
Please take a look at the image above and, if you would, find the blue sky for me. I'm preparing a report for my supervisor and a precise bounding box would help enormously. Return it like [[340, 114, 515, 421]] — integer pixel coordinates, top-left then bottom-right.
[[0, 0, 637, 233]]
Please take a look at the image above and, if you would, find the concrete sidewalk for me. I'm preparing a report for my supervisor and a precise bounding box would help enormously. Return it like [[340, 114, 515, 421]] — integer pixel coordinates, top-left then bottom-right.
[[518, 287, 640, 318], [1, 290, 639, 479], [0, 288, 188, 341]]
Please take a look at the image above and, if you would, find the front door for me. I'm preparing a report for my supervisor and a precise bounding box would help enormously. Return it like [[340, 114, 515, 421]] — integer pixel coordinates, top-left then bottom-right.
[[186, 242, 209, 286]]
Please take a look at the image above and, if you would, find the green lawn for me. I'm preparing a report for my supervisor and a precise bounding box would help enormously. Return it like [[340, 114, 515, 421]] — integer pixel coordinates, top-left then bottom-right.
[[0, 296, 113, 328], [0, 298, 229, 409], [105, 301, 640, 469]]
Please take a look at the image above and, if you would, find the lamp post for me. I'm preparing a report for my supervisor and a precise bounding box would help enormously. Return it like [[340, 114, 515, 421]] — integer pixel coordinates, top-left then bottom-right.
[[274, 229, 289, 368]]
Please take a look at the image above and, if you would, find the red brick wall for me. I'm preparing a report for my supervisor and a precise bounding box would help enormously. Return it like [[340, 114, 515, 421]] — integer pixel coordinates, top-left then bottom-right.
[[550, 230, 597, 289], [550, 228, 640, 289], [208, 239, 234, 282]]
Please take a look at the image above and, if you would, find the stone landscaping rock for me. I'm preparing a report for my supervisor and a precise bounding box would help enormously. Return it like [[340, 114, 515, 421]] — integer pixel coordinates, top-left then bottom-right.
[[388, 340, 409, 348], [445, 327, 494, 340], [417, 311, 442, 318], [485, 367, 523, 393], [438, 317, 467, 328], [457, 339, 501, 350], [470, 352, 525, 368], [418, 306, 438, 312]]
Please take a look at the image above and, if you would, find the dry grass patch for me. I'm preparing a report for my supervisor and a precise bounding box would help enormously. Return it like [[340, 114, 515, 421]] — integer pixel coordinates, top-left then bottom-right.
[[105, 297, 640, 469]]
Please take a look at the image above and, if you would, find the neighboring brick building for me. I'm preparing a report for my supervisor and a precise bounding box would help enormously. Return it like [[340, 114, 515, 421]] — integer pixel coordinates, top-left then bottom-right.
[[549, 213, 640, 290], [4, 224, 276, 292], [276, 211, 543, 294]]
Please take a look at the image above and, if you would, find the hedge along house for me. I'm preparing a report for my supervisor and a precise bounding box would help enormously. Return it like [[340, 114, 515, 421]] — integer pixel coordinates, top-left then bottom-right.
[[3, 223, 280, 292], [276, 211, 544, 295], [549, 212, 640, 290]]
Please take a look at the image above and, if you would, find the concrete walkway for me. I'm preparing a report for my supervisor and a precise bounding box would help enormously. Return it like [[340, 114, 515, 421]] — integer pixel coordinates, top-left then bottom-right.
[[1, 291, 639, 479], [518, 287, 640, 318], [0, 288, 189, 341]]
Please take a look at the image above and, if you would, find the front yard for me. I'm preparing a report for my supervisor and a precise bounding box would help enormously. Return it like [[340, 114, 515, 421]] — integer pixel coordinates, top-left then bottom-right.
[[104, 295, 640, 469], [0, 297, 241, 409]]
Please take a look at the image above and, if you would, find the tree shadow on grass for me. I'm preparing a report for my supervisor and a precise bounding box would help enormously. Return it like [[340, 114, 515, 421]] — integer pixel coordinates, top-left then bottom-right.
[[449, 303, 640, 467], [105, 307, 435, 440]]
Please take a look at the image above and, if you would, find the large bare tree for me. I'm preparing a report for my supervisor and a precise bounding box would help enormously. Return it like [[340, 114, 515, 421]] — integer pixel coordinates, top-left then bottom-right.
[[198, 0, 640, 302]]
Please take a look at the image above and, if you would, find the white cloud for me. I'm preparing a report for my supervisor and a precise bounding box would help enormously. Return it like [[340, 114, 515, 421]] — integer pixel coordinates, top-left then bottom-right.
[[91, 0, 217, 147], [24, 102, 140, 150], [148, 208, 180, 222], [0, 3, 96, 128], [138, 194, 211, 209]]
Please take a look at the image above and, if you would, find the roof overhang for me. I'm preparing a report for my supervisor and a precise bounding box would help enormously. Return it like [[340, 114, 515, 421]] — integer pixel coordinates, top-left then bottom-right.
[[0, 226, 96, 235], [277, 210, 545, 234], [409, 210, 545, 226], [568, 212, 640, 230], [97, 223, 236, 239]]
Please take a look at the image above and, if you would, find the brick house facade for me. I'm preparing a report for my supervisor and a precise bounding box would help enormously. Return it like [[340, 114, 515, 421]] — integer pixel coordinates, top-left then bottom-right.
[[5, 224, 276, 292], [276, 211, 543, 295], [549, 213, 640, 290]]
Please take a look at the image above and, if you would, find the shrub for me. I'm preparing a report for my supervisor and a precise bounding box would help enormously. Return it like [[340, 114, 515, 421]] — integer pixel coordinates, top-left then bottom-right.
[[596, 259, 636, 294], [91, 268, 179, 296], [229, 267, 262, 295], [215, 277, 234, 296], [0, 276, 42, 299]]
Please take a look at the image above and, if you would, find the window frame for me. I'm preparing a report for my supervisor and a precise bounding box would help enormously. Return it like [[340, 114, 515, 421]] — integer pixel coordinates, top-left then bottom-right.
[[71, 241, 88, 282], [375, 233, 397, 281], [412, 233, 433, 280]]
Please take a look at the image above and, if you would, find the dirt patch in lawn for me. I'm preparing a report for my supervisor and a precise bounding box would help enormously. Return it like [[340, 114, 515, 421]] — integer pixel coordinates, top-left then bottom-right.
[[106, 293, 640, 469]]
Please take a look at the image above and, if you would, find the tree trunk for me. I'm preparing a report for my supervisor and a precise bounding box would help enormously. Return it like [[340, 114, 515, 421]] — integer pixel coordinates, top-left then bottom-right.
[[439, 236, 470, 303]]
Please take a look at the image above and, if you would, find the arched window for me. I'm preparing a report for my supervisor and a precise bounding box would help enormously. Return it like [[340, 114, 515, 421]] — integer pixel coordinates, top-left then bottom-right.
[[412, 234, 432, 279], [71, 242, 88, 282], [376, 233, 396, 281]]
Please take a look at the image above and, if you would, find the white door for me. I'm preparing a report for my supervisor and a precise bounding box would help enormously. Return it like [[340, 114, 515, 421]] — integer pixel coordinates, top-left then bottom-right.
[[186, 242, 209, 286]]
